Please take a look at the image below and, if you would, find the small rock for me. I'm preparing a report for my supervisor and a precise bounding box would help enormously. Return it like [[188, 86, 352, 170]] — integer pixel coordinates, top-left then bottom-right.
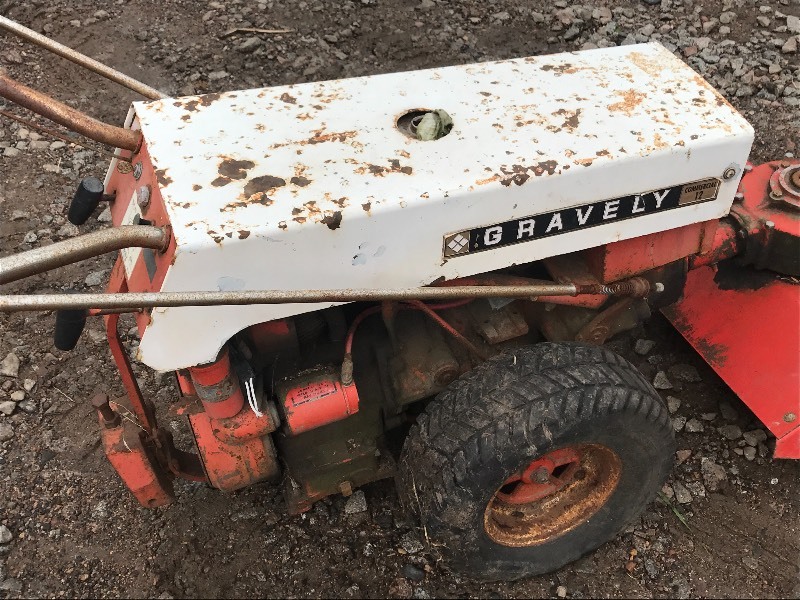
[[208, 70, 229, 81], [236, 37, 262, 53], [400, 532, 424, 555], [9, 391, 24, 402], [23, 379, 35, 392], [700, 412, 717, 422], [634, 339, 656, 355], [343, 490, 367, 514], [719, 11, 736, 25], [743, 429, 767, 447], [743, 446, 756, 461], [684, 418, 704, 433], [676, 449, 692, 464], [389, 577, 413, 598], [57, 223, 79, 237], [742, 556, 759, 570], [401, 563, 425, 582], [97, 207, 113, 223], [718, 424, 742, 440], [85, 270, 107, 287], [22, 231, 38, 244], [17, 400, 36, 414], [756, 16, 771, 27], [672, 416, 686, 432], [653, 371, 672, 390], [718, 401, 738, 421], [668, 364, 701, 383], [9, 210, 28, 221], [0, 423, 13, 441], [0, 401, 15, 416], [49, 141, 67, 151], [0, 354, 19, 378], [556, 585, 567, 598], [666, 396, 681, 414], [673, 481, 692, 504], [783, 36, 798, 54], [0, 525, 11, 545], [700, 458, 727, 491], [788, 15, 800, 34]]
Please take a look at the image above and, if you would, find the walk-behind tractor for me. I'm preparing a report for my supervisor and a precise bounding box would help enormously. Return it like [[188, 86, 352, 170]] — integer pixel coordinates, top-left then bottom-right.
[[0, 16, 798, 581]]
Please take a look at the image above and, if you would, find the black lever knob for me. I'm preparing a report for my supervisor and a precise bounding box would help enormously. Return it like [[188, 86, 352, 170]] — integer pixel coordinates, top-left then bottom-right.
[[54, 308, 88, 351], [67, 177, 104, 225]]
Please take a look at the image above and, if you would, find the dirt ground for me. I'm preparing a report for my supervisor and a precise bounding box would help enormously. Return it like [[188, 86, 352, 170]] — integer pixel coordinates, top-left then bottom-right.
[[0, 0, 799, 598]]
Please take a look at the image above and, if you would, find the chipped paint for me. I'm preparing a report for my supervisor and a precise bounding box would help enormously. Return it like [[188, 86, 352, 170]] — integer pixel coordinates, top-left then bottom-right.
[[126, 42, 754, 371]]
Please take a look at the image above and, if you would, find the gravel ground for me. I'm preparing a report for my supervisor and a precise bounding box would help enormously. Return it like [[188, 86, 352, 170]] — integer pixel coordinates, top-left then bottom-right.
[[0, 0, 799, 598]]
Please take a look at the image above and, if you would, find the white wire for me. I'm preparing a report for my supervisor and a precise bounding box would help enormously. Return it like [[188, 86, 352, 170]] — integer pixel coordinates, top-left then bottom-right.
[[245, 377, 263, 418]]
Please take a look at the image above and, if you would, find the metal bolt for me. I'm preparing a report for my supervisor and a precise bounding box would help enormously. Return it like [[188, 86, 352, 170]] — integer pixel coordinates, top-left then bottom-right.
[[743, 164, 753, 173], [765, 220, 775, 229], [532, 467, 550, 484], [136, 185, 151, 209], [722, 166, 737, 180], [91, 393, 120, 428], [734, 192, 744, 202], [785, 412, 797, 423]]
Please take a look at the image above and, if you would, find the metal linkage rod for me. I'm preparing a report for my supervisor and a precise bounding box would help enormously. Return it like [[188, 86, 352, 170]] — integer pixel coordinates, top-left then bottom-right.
[[0, 226, 169, 284], [0, 284, 582, 312], [0, 15, 166, 100]]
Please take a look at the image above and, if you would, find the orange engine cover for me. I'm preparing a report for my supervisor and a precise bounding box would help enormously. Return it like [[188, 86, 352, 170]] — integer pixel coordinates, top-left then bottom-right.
[[278, 368, 360, 435]]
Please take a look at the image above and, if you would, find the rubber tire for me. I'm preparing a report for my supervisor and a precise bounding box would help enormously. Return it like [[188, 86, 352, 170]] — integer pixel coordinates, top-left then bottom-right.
[[398, 342, 675, 581]]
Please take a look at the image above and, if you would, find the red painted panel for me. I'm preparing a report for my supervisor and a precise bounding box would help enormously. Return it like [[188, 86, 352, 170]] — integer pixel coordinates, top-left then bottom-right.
[[663, 265, 800, 458]]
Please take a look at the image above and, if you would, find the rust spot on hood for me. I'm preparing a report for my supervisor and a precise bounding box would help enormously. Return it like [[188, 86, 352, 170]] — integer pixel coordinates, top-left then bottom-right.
[[608, 90, 646, 116], [244, 175, 286, 199], [307, 129, 358, 145], [355, 159, 413, 177], [280, 92, 297, 104], [218, 158, 255, 180], [553, 108, 582, 131], [321, 211, 343, 230], [290, 176, 311, 187], [155, 169, 173, 187]]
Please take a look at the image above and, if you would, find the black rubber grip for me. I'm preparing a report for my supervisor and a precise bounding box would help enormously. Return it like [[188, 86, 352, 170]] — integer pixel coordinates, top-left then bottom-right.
[[67, 177, 104, 225], [54, 309, 88, 351]]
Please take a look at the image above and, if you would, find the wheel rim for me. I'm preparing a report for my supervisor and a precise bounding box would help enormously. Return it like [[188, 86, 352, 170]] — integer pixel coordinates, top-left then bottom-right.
[[483, 444, 622, 547]]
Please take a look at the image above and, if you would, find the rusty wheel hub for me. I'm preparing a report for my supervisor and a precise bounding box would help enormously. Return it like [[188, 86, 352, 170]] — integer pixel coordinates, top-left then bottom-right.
[[484, 444, 622, 547]]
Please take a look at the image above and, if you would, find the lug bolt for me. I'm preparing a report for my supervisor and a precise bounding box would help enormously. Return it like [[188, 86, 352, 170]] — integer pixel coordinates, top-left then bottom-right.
[[532, 467, 550, 484], [91, 394, 120, 428]]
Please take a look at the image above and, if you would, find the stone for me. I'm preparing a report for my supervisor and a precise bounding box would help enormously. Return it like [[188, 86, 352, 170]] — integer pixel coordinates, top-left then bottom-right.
[[556, 585, 568, 598], [788, 15, 800, 34], [0, 354, 19, 378], [653, 371, 673, 390], [9, 391, 23, 402], [23, 379, 35, 392], [97, 207, 112, 223], [400, 533, 424, 555], [16, 400, 36, 414], [208, 70, 229, 81], [743, 429, 767, 446], [676, 449, 692, 464], [666, 396, 681, 414], [684, 418, 704, 433], [673, 481, 692, 504], [672, 416, 686, 432], [401, 563, 425, 582], [700, 458, 727, 491], [3, 147, 20, 158], [634, 339, 656, 355], [22, 231, 38, 244], [719, 401, 738, 421], [719, 11, 736, 25], [718, 424, 742, 440], [783, 36, 798, 54], [0, 401, 14, 416], [668, 364, 701, 383], [756, 16, 771, 27], [0, 525, 11, 545], [343, 490, 367, 514], [743, 446, 756, 461], [57, 223, 79, 237], [0, 423, 12, 441], [49, 141, 66, 151], [742, 556, 759, 570], [85, 270, 107, 287], [236, 37, 262, 53]]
